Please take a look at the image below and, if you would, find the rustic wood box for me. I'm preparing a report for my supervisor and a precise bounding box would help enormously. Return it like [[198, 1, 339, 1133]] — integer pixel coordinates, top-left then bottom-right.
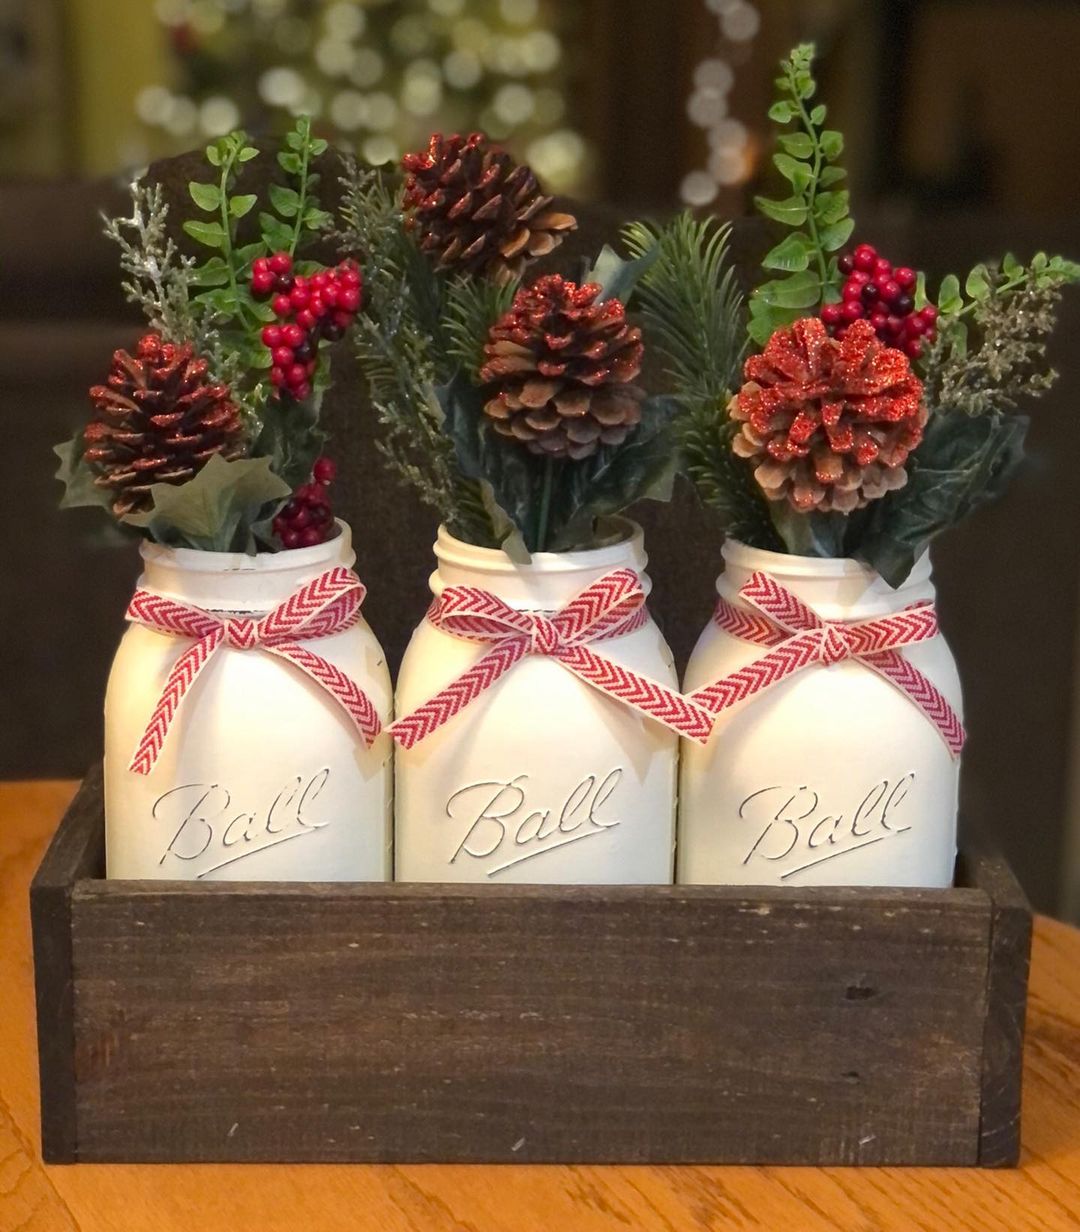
[[31, 765, 1031, 1166]]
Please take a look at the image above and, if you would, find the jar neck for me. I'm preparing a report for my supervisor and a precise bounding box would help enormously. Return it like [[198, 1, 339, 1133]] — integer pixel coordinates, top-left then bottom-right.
[[718, 539, 936, 620], [137, 521, 355, 613], [431, 521, 650, 609]]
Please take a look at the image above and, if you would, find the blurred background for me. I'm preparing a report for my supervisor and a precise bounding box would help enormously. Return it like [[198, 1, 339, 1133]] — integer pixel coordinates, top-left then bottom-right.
[[3, 0, 1080, 918]]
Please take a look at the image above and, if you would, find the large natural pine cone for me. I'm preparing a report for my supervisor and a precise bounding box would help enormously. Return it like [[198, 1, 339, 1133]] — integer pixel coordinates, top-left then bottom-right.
[[479, 274, 645, 460], [401, 132, 577, 284], [85, 333, 245, 516], [730, 317, 927, 513]]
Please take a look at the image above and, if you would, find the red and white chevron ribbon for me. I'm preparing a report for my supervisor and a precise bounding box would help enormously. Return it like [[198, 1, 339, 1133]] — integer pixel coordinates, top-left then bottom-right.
[[389, 567, 713, 749], [125, 566, 381, 774], [689, 571, 965, 758]]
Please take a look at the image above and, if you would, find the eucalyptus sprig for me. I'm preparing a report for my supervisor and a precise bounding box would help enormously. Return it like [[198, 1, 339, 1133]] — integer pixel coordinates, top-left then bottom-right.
[[749, 43, 852, 345]]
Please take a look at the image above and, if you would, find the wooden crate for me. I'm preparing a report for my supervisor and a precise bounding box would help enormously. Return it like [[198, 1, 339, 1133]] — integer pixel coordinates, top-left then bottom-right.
[[31, 766, 1031, 1166]]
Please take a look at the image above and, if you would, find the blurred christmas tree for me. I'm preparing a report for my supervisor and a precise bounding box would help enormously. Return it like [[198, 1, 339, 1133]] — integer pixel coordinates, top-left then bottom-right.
[[138, 0, 589, 193]]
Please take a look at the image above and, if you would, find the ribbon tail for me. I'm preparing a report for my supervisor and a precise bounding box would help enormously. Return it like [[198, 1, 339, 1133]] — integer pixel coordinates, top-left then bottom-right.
[[129, 630, 222, 775], [862, 650, 966, 758], [389, 639, 528, 749], [267, 642, 383, 747], [689, 630, 821, 718], [558, 644, 714, 743]]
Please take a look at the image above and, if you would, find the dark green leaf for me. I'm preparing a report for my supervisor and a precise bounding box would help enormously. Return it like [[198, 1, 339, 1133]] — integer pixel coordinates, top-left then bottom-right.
[[54, 433, 114, 512], [771, 505, 849, 557]]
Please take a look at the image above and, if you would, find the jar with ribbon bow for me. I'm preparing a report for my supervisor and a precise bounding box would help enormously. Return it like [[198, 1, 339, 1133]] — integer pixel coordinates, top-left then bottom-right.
[[619, 43, 1076, 887], [392, 524, 696, 883], [55, 121, 393, 880], [678, 541, 963, 887], [105, 525, 392, 880], [345, 138, 696, 883]]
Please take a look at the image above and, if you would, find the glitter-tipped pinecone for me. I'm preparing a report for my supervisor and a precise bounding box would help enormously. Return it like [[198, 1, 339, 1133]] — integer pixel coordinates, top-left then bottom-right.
[[85, 333, 244, 516], [401, 132, 577, 283], [730, 317, 927, 513], [479, 274, 645, 460]]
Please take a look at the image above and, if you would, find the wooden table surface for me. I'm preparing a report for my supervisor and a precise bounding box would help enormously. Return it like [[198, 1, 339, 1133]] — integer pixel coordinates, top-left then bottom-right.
[[2, 781, 1080, 1232]]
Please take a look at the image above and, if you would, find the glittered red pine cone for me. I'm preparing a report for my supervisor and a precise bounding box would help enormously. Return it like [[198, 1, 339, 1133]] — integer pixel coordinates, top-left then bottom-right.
[[730, 317, 927, 513], [402, 132, 577, 284], [85, 333, 245, 516], [479, 274, 645, 460]]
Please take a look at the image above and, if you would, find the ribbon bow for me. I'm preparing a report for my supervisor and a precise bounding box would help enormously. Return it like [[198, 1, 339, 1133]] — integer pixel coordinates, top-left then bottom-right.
[[389, 568, 713, 749], [126, 566, 381, 775], [689, 571, 965, 757]]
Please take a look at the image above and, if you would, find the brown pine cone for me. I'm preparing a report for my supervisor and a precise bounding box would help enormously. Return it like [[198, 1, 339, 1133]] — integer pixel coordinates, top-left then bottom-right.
[[730, 317, 927, 513], [85, 333, 245, 516], [479, 274, 645, 460], [401, 132, 577, 284]]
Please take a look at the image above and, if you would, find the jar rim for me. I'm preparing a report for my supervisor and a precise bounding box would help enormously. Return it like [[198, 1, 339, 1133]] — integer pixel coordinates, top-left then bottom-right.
[[139, 519, 350, 574], [722, 537, 932, 585], [435, 517, 644, 576]]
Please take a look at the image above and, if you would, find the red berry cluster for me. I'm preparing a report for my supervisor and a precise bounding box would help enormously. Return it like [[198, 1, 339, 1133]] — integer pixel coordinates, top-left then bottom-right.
[[272, 457, 338, 550], [820, 244, 938, 361], [251, 252, 363, 400]]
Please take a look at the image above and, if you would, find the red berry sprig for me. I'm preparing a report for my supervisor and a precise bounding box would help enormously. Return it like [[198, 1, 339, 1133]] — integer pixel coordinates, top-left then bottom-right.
[[272, 457, 338, 550], [251, 253, 363, 401], [819, 243, 938, 361]]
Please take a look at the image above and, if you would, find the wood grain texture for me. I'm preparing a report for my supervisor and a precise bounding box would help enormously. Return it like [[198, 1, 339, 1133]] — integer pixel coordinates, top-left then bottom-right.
[[3, 782, 1080, 1231], [31, 777, 1008, 1166]]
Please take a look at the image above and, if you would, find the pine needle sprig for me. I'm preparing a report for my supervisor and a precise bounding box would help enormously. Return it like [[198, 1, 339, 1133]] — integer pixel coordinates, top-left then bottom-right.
[[337, 157, 492, 543], [443, 275, 517, 380], [622, 214, 778, 546]]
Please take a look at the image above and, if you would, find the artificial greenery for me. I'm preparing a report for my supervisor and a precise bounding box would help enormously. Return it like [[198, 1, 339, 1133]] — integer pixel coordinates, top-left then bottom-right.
[[56, 117, 348, 552], [340, 156, 680, 555], [749, 43, 852, 345], [622, 213, 781, 549]]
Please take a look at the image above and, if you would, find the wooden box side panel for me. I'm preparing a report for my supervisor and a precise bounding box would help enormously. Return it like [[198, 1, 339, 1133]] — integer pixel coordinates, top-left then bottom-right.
[[29, 766, 105, 1163], [67, 879, 993, 1165], [960, 847, 1033, 1167]]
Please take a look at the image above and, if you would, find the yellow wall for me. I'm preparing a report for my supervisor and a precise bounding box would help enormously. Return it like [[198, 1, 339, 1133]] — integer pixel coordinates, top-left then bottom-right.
[[66, 0, 171, 174]]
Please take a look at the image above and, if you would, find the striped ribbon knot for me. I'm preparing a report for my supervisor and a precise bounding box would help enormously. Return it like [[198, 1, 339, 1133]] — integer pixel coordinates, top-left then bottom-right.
[[125, 566, 381, 775], [389, 567, 713, 749], [688, 570, 965, 758]]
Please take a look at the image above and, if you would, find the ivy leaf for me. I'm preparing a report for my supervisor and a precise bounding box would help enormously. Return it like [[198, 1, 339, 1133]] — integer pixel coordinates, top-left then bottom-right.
[[938, 274, 963, 315], [229, 193, 258, 219], [756, 270, 821, 308], [773, 153, 812, 193], [778, 132, 814, 158], [754, 195, 808, 226], [819, 130, 844, 160], [762, 232, 812, 273], [183, 219, 226, 250], [188, 256, 231, 287], [259, 211, 293, 253], [189, 182, 221, 212], [817, 217, 855, 253], [122, 454, 291, 552], [585, 242, 659, 304], [53, 433, 114, 512], [269, 183, 301, 218], [814, 189, 849, 225], [771, 505, 849, 558], [855, 412, 1028, 587]]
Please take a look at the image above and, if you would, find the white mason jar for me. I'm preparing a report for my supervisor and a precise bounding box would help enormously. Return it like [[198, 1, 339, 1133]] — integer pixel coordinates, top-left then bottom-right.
[[394, 523, 679, 884], [678, 541, 963, 888], [104, 522, 393, 881]]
